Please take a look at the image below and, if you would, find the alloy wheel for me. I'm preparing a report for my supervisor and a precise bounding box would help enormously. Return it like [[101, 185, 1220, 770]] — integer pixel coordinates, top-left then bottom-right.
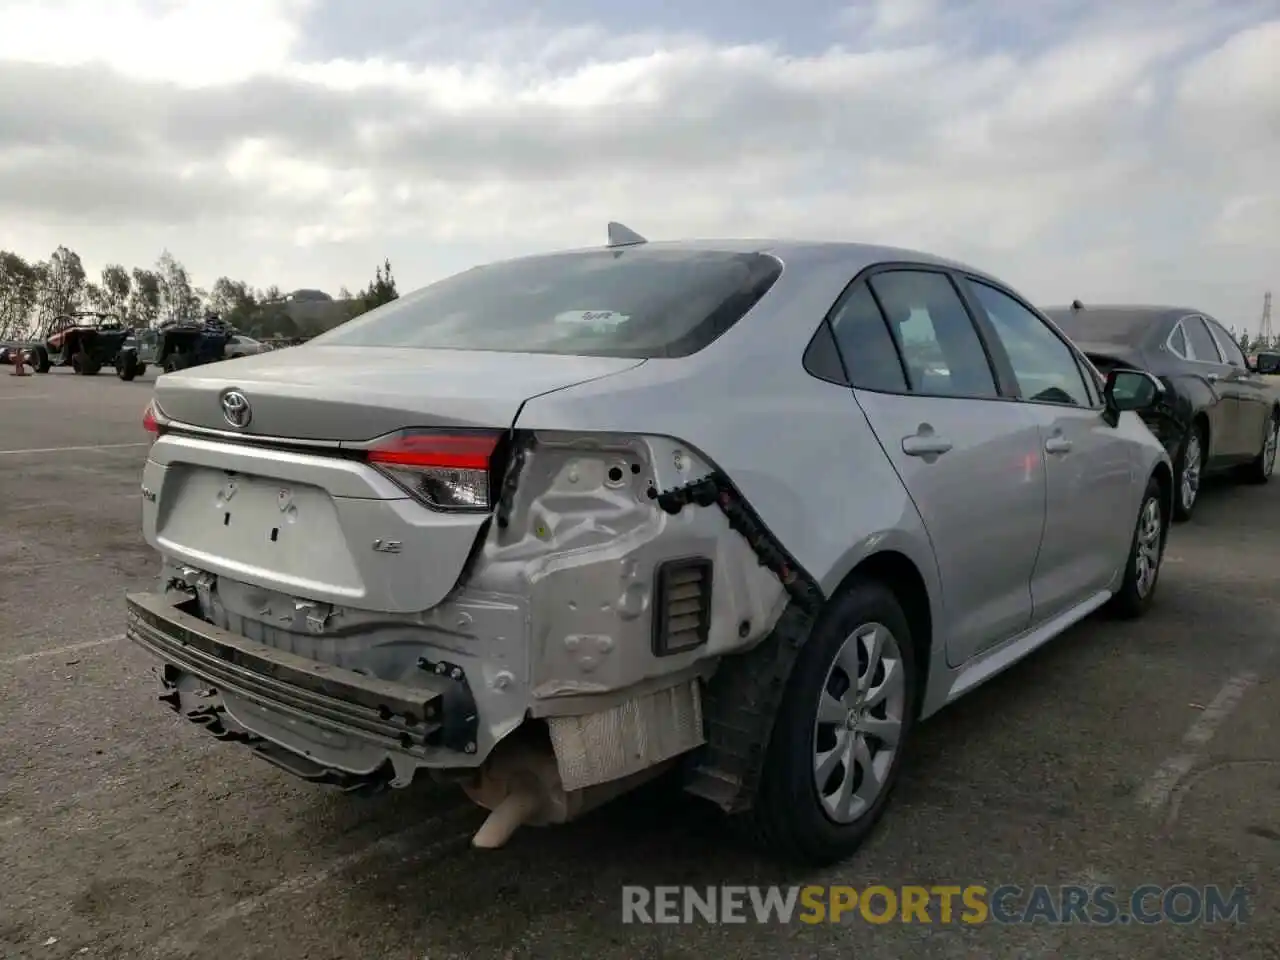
[[1181, 432, 1201, 511], [812, 622, 907, 824], [1264, 419, 1278, 478], [1134, 495, 1163, 599]]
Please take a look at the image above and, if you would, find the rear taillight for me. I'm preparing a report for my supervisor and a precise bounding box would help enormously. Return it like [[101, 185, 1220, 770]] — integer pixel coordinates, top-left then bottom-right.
[[365, 430, 500, 511], [142, 398, 168, 439], [143, 400, 159, 435]]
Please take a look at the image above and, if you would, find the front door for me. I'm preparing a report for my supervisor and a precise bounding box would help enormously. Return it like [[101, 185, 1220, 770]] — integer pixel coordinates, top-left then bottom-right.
[[1206, 316, 1272, 462], [830, 268, 1048, 667], [961, 277, 1137, 621]]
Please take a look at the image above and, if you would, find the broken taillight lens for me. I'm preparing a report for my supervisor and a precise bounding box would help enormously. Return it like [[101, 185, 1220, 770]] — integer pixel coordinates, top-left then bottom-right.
[[142, 399, 166, 439], [365, 430, 500, 511]]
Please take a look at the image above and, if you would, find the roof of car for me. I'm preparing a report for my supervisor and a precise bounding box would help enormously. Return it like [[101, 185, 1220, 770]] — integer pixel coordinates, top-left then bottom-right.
[[1039, 304, 1211, 350], [1041, 304, 1205, 320], [505, 237, 993, 278]]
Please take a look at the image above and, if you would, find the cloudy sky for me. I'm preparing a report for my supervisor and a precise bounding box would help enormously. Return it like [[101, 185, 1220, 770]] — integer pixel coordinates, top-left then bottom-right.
[[0, 0, 1276, 330]]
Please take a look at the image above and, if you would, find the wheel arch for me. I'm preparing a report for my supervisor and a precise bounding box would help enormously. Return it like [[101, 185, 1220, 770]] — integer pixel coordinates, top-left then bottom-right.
[[827, 549, 933, 719], [1150, 460, 1174, 538], [1167, 376, 1212, 457], [1191, 407, 1211, 447]]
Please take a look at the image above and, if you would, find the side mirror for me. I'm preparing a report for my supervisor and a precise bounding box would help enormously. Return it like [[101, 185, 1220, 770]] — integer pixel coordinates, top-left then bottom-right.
[[1104, 369, 1164, 421]]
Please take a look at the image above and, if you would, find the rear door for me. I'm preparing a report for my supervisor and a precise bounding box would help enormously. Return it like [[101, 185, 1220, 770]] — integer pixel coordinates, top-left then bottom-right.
[[960, 277, 1137, 621], [829, 267, 1047, 666], [1205, 316, 1271, 460], [1178, 315, 1240, 461]]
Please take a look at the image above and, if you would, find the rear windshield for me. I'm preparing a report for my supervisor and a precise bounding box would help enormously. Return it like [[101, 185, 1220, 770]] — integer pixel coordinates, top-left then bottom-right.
[[1042, 307, 1158, 346], [312, 247, 783, 358]]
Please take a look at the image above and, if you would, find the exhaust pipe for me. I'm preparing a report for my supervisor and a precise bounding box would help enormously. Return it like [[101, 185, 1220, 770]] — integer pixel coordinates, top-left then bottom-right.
[[462, 729, 674, 849]]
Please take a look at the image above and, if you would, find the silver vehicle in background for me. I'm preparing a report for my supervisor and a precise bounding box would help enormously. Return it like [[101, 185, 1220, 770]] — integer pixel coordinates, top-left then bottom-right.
[[223, 334, 266, 359], [127, 224, 1172, 865]]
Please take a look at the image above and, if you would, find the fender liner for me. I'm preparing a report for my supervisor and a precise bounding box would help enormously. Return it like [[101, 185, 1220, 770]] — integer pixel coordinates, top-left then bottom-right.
[[653, 473, 824, 814]]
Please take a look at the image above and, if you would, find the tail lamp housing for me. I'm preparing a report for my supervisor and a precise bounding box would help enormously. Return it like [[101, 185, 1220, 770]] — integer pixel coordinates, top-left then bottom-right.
[[364, 429, 502, 512], [142, 398, 168, 439]]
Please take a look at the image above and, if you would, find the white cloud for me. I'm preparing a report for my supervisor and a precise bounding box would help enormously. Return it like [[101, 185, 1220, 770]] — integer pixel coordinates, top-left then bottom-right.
[[0, 0, 1276, 330], [869, 0, 939, 36], [0, 0, 310, 85]]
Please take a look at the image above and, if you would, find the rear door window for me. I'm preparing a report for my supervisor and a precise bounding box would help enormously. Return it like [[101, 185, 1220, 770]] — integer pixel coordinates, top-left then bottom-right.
[[1183, 317, 1223, 363], [311, 248, 782, 359], [1205, 318, 1246, 368], [827, 281, 908, 393], [867, 270, 999, 398]]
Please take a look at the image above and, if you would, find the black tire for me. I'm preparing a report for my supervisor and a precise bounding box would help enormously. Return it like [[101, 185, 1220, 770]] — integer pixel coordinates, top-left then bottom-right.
[[117, 352, 139, 381], [1172, 421, 1205, 522], [83, 359, 100, 375], [32, 347, 50, 373], [734, 579, 917, 866], [1242, 408, 1279, 484], [136, 363, 147, 377], [71, 353, 85, 374], [1107, 475, 1166, 620]]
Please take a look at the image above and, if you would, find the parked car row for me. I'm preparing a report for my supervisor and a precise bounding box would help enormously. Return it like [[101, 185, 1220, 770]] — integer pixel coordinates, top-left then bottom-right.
[[117, 320, 264, 378], [123, 226, 1273, 869], [5, 313, 264, 379], [14, 311, 132, 375]]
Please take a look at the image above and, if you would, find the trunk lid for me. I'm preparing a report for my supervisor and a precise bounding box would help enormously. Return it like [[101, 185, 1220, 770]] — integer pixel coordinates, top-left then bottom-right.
[[145, 346, 645, 612], [153, 345, 646, 441], [1078, 343, 1144, 380], [1079, 344, 1181, 449], [142, 433, 491, 612]]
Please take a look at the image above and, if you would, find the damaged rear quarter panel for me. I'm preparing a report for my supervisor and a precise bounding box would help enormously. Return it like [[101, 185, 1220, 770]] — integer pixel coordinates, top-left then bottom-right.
[[508, 253, 945, 685], [468, 431, 789, 707]]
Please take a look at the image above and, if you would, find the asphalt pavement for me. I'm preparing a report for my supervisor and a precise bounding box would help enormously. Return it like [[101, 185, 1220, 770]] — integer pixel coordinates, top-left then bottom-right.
[[1, 366, 1277, 960]]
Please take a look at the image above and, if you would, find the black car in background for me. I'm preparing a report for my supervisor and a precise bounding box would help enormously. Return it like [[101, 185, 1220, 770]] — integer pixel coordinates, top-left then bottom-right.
[[1253, 351, 1280, 375], [1043, 302, 1280, 522]]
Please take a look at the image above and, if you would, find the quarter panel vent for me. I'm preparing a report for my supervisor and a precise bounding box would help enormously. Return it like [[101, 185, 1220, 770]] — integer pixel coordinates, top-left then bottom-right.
[[652, 558, 713, 657]]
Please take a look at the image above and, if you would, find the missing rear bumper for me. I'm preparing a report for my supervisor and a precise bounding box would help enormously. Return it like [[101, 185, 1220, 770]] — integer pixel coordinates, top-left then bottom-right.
[[126, 590, 482, 783]]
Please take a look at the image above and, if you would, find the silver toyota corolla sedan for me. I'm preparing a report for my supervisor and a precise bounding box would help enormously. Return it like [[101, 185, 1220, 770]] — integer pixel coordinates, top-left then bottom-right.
[[127, 225, 1172, 866]]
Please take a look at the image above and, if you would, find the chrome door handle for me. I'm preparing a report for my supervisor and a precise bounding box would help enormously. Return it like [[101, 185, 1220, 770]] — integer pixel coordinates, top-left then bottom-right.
[[902, 436, 952, 457], [1045, 436, 1072, 454], [1206, 373, 1220, 383]]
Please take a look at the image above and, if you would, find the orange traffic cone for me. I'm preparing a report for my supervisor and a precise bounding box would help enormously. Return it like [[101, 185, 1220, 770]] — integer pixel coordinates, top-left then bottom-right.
[[10, 349, 28, 376]]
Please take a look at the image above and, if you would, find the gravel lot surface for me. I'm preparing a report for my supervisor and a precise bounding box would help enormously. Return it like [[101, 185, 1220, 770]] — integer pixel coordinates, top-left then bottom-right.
[[2, 367, 1277, 959]]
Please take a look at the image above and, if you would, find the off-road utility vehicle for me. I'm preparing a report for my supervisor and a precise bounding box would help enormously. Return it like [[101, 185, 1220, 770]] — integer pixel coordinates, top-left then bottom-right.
[[26, 312, 129, 375], [116, 314, 232, 380]]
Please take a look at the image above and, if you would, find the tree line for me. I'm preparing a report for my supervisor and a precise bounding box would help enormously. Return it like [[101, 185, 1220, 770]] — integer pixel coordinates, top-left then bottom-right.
[[1236, 328, 1276, 357], [0, 245, 399, 342]]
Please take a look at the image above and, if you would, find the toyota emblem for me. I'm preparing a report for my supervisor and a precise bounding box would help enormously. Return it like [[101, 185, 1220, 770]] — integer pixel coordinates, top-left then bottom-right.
[[220, 389, 252, 429]]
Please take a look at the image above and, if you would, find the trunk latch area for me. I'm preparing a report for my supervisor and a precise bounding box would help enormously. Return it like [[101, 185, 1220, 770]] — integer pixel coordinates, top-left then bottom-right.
[[293, 599, 333, 634]]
